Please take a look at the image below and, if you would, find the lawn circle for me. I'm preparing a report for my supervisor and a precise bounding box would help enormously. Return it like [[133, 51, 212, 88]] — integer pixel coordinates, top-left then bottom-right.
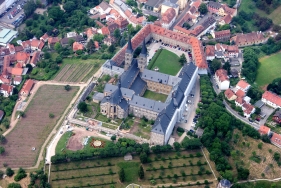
[[93, 140, 102, 147]]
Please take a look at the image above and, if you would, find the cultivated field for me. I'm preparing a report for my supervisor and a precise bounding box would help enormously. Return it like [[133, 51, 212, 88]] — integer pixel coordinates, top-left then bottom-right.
[[149, 49, 181, 76], [256, 51, 281, 87], [53, 59, 102, 82], [0, 85, 79, 168], [49, 150, 215, 188], [143, 90, 167, 102], [230, 130, 281, 179]]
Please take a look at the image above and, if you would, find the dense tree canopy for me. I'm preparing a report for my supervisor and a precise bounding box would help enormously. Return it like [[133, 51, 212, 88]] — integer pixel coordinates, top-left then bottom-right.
[[198, 3, 208, 15], [241, 48, 259, 83], [267, 77, 281, 95]]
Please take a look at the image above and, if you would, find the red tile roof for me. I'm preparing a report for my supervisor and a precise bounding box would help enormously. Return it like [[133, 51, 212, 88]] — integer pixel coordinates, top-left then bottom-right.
[[48, 37, 60, 44], [73, 42, 84, 52], [235, 97, 245, 105], [214, 29, 230, 38], [224, 88, 235, 100], [101, 26, 110, 35], [262, 91, 281, 107], [192, 0, 201, 8], [40, 33, 49, 41], [15, 45, 23, 52], [8, 68, 23, 76], [221, 14, 232, 24], [242, 103, 254, 115], [232, 32, 266, 46], [271, 133, 281, 146], [15, 52, 30, 63], [215, 69, 228, 82], [161, 8, 176, 24], [236, 80, 250, 90], [21, 40, 31, 49], [13, 76, 22, 83], [31, 39, 40, 48], [38, 40, 45, 50], [0, 84, 13, 94], [30, 51, 40, 66], [235, 89, 245, 98], [21, 79, 34, 94], [259, 125, 270, 135], [0, 76, 11, 84], [94, 41, 99, 49], [205, 45, 215, 56], [112, 24, 207, 68], [8, 44, 15, 54]]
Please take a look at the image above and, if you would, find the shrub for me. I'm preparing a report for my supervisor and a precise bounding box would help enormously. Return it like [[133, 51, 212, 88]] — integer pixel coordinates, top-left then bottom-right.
[[6, 167, 14, 177], [14, 168, 27, 182]]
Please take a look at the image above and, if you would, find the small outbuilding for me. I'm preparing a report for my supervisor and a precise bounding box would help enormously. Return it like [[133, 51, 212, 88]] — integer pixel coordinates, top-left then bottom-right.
[[124, 153, 133, 161]]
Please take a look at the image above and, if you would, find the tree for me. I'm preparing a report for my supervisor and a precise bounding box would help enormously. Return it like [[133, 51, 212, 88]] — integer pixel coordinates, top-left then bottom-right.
[[138, 165, 144, 179], [0, 146, 5, 154], [6, 167, 14, 177], [44, 52, 51, 59], [54, 42, 62, 53], [14, 167, 27, 182], [108, 45, 116, 53], [274, 152, 280, 161], [147, 15, 158, 22], [120, 37, 126, 47], [55, 56, 63, 64], [23, 0, 37, 18], [182, 138, 202, 150], [173, 142, 181, 151], [87, 39, 95, 54], [93, 34, 105, 43], [255, 107, 261, 115], [7, 183, 21, 188], [49, 113, 54, 118], [78, 102, 88, 113], [179, 54, 187, 65], [198, 3, 208, 15], [210, 59, 221, 72], [183, 22, 191, 29], [118, 168, 125, 182], [48, 6, 64, 21], [111, 135, 116, 141], [113, 29, 121, 41], [0, 135, 6, 144], [64, 85, 71, 91], [68, 38, 75, 46], [223, 62, 231, 74], [63, 1, 76, 12], [237, 167, 249, 180], [140, 152, 148, 163], [0, 170, 3, 179]]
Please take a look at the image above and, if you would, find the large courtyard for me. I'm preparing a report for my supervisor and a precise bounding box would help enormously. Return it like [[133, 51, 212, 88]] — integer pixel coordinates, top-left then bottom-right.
[[256, 51, 281, 87], [0, 85, 79, 168], [143, 90, 168, 102]]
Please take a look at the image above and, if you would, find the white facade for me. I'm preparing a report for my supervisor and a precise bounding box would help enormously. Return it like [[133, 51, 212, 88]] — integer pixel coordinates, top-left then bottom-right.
[[161, 17, 176, 29], [102, 60, 124, 77], [261, 98, 281, 109], [215, 75, 229, 90], [206, 55, 215, 61], [198, 68, 207, 75]]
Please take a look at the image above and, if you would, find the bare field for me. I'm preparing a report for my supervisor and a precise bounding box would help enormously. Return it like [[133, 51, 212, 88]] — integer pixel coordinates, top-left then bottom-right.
[[0, 85, 79, 168], [230, 130, 281, 179]]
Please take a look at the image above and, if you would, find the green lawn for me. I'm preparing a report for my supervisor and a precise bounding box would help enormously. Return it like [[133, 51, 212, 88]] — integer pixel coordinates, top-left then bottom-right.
[[256, 51, 281, 87], [117, 162, 140, 182], [55, 131, 73, 154], [149, 49, 182, 76], [143, 90, 167, 102]]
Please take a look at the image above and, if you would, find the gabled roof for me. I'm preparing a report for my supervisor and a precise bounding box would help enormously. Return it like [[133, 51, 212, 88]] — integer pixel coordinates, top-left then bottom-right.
[[15, 52, 30, 62], [236, 80, 250, 90], [235, 97, 245, 105], [0, 84, 13, 93], [273, 110, 281, 118], [48, 37, 60, 44], [214, 30, 230, 38], [221, 14, 232, 24], [30, 51, 40, 66], [262, 91, 281, 107], [224, 88, 235, 99], [161, 8, 176, 24], [208, 1, 222, 9], [205, 45, 215, 56], [215, 69, 228, 82], [258, 125, 270, 135], [73, 42, 84, 51], [40, 33, 49, 41], [271, 133, 281, 146], [31, 39, 41, 48], [242, 103, 254, 115], [235, 89, 245, 98], [21, 79, 34, 94]]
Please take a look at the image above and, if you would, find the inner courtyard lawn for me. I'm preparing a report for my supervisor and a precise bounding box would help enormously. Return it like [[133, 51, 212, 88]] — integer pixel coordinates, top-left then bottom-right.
[[143, 90, 167, 102], [256, 51, 281, 87], [150, 49, 181, 76]]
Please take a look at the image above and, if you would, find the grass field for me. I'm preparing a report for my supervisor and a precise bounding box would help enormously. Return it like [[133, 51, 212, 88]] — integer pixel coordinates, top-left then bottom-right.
[[239, 0, 281, 25], [143, 90, 167, 102], [0, 85, 78, 168], [229, 130, 281, 179], [256, 51, 281, 87], [49, 150, 215, 188], [53, 58, 103, 82], [232, 180, 281, 188], [149, 49, 181, 76]]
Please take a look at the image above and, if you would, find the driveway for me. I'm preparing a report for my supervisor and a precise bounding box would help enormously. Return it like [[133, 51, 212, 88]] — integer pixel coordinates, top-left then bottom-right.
[[259, 105, 275, 125]]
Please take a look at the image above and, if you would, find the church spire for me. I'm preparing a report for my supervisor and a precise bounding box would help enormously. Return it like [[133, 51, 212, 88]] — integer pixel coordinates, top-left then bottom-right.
[[140, 39, 147, 57], [126, 35, 133, 54]]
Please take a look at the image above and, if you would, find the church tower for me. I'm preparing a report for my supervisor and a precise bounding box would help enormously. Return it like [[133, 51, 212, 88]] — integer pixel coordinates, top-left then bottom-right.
[[138, 39, 147, 73], [124, 36, 133, 70]]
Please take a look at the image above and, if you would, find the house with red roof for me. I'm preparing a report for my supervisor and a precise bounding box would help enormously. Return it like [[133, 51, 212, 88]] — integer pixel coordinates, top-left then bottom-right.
[[0, 75, 11, 85], [0, 84, 14, 97], [242, 103, 255, 118], [8, 44, 15, 54], [262, 91, 281, 109], [48, 37, 60, 49], [161, 8, 176, 29], [271, 133, 281, 148], [13, 76, 22, 85], [219, 14, 232, 25], [73, 42, 84, 52], [20, 79, 34, 97], [8, 67, 24, 76], [15, 52, 30, 65], [236, 80, 250, 92], [224, 88, 237, 101], [212, 29, 230, 42], [205, 45, 215, 60], [235, 97, 245, 107], [40, 33, 49, 42], [258, 125, 270, 135], [215, 69, 229, 90], [30, 51, 41, 67], [235, 89, 245, 98]]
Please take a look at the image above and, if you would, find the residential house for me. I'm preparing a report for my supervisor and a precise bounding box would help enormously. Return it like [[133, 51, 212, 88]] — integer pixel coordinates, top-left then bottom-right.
[[236, 80, 250, 92], [94, 41, 100, 50], [262, 91, 281, 109], [235, 89, 245, 98], [30, 39, 41, 51], [227, 45, 239, 57], [231, 32, 267, 47], [219, 14, 232, 25], [271, 133, 281, 148], [21, 40, 31, 52], [273, 110, 281, 124], [8, 44, 15, 54], [108, 22, 119, 35], [100, 26, 110, 35], [85, 27, 98, 40], [189, 16, 216, 38], [40, 33, 49, 42], [207, 1, 222, 14], [15, 46, 23, 52], [0, 83, 13, 97], [13, 76, 22, 85], [115, 17, 129, 30], [20, 79, 34, 97], [60, 35, 85, 47], [16, 52, 30, 66], [0, 75, 11, 84], [8, 67, 24, 76], [30, 51, 41, 67], [205, 45, 215, 60], [104, 36, 116, 46], [215, 69, 229, 90], [73, 42, 84, 52], [235, 97, 245, 107], [230, 69, 238, 78], [242, 103, 255, 118], [94, 1, 112, 14], [212, 30, 230, 42], [48, 37, 60, 49], [258, 125, 271, 135], [161, 8, 176, 29], [208, 2, 237, 17], [0, 110, 4, 121], [224, 88, 237, 101]]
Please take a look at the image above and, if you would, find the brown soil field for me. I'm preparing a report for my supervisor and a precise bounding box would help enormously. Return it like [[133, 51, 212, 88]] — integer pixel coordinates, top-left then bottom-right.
[[230, 130, 281, 179], [0, 85, 78, 168]]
